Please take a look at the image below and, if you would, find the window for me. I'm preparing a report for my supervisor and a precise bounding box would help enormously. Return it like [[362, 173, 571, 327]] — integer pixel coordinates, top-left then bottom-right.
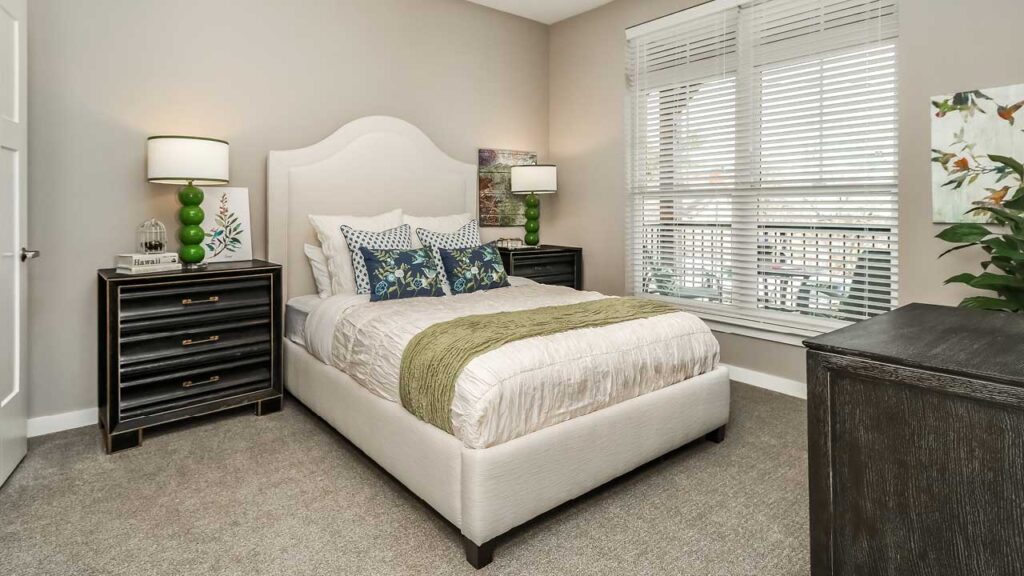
[[627, 0, 899, 338]]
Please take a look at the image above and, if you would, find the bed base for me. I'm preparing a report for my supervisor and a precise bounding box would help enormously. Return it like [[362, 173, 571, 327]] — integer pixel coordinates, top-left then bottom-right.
[[705, 424, 727, 443], [284, 340, 730, 568], [460, 421, 728, 568]]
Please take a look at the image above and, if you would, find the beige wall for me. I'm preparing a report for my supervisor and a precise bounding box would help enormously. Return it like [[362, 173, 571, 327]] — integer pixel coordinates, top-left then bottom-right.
[[27, 0, 549, 418], [547, 0, 1024, 385], [28, 0, 1024, 419]]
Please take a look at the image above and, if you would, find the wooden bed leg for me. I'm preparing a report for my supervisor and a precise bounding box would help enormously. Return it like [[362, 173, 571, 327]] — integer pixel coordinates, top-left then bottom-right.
[[705, 425, 726, 443], [463, 536, 496, 569]]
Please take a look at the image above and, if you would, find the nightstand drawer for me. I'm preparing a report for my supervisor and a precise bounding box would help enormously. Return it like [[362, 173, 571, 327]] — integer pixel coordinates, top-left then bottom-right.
[[119, 278, 271, 321], [119, 317, 270, 365], [119, 341, 271, 379], [523, 273, 577, 287], [120, 305, 269, 334], [119, 364, 272, 420], [511, 254, 575, 277]]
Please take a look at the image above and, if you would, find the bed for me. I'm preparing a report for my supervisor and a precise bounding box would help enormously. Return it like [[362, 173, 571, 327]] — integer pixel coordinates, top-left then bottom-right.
[[267, 116, 731, 568]]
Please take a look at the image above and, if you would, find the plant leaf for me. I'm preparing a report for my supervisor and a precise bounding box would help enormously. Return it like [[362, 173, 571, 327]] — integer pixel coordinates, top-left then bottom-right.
[[959, 296, 1020, 312], [1004, 194, 1024, 211], [982, 237, 1024, 261], [938, 242, 979, 258], [989, 154, 1024, 180], [944, 272, 977, 285], [936, 223, 992, 243], [968, 272, 1024, 289], [966, 205, 1024, 226]]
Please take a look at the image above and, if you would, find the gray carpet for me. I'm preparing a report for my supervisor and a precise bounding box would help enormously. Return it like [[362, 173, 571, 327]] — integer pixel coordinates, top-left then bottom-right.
[[0, 383, 809, 575]]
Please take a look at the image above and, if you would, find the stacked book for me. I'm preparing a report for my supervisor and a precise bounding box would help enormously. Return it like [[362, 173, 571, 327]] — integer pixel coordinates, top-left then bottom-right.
[[116, 253, 181, 275]]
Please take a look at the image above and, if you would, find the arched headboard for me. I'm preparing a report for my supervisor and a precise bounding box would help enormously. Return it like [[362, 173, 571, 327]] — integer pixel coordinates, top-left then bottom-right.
[[267, 116, 477, 300]]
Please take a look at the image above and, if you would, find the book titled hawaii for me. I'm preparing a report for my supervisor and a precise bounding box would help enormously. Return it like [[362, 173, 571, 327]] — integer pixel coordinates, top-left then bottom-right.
[[115, 252, 179, 268], [116, 262, 182, 275]]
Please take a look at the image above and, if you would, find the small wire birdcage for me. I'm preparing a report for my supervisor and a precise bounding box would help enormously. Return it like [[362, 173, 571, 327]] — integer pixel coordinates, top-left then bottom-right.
[[137, 218, 167, 254]]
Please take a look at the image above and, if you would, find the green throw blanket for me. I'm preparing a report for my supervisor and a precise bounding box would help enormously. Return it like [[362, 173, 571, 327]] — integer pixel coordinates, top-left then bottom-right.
[[399, 297, 680, 433]]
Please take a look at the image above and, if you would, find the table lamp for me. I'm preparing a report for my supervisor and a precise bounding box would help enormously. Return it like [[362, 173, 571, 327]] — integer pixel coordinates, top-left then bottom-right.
[[510, 164, 557, 246], [147, 135, 229, 268]]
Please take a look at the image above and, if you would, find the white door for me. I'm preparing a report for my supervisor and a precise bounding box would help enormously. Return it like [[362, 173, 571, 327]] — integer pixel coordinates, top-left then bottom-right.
[[0, 0, 27, 488]]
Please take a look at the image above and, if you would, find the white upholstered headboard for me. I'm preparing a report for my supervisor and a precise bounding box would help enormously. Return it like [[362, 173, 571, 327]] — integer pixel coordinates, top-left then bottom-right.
[[267, 116, 477, 300]]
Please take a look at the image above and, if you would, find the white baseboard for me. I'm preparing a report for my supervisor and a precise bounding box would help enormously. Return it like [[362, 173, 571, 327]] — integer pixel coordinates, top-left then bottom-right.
[[722, 363, 806, 400], [27, 408, 98, 438]]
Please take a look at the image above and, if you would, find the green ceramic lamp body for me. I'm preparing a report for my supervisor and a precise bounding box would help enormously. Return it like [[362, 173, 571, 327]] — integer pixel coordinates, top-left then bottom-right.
[[523, 193, 541, 246], [510, 164, 557, 248], [147, 135, 230, 269], [177, 184, 206, 264]]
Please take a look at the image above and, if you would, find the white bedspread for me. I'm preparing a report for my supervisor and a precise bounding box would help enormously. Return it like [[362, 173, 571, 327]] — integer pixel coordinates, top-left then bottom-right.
[[305, 281, 719, 448]]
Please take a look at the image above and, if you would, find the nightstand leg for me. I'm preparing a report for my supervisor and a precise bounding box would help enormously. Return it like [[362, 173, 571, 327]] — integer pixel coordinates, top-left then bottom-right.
[[107, 429, 142, 454], [256, 396, 283, 416]]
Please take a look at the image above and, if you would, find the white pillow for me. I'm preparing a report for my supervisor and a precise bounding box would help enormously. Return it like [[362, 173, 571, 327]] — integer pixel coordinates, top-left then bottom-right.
[[303, 244, 332, 298], [309, 209, 403, 294], [403, 213, 473, 248]]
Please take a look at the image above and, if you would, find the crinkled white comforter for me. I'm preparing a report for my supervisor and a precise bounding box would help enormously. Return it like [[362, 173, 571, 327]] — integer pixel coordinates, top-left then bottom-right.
[[304, 279, 719, 448]]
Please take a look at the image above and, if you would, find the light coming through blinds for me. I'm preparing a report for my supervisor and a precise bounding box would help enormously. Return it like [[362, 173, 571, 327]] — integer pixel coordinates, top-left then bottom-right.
[[627, 0, 899, 336]]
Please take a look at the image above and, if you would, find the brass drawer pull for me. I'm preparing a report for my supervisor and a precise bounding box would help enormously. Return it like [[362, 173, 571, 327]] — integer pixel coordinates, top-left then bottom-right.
[[182, 375, 220, 388], [182, 296, 220, 305], [182, 335, 220, 346]]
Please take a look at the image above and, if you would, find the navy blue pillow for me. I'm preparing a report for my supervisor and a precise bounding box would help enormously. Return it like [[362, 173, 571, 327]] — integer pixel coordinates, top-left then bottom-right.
[[439, 243, 510, 295], [359, 246, 445, 302]]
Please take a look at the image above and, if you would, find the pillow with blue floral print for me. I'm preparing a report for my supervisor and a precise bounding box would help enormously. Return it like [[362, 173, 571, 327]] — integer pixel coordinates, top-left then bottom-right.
[[359, 246, 445, 302], [439, 243, 510, 295]]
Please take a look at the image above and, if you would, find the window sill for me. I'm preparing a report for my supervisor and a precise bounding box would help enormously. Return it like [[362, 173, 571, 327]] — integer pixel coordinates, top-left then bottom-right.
[[701, 318, 812, 348], [638, 294, 852, 347]]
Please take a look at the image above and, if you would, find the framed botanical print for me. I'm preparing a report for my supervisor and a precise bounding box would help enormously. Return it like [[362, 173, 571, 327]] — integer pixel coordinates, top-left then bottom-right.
[[199, 187, 253, 262]]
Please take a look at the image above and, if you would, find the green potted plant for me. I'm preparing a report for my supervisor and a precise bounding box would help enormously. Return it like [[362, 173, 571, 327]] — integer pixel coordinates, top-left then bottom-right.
[[936, 155, 1024, 312]]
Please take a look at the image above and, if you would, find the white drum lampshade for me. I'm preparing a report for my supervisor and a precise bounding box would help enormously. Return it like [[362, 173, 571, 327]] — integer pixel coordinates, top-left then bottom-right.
[[510, 164, 556, 246], [147, 136, 230, 185], [147, 135, 230, 267], [510, 165, 557, 195]]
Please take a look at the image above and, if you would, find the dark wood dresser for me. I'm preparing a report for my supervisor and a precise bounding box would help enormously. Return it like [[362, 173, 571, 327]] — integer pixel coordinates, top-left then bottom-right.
[[804, 303, 1024, 576], [98, 260, 283, 453], [498, 245, 582, 289]]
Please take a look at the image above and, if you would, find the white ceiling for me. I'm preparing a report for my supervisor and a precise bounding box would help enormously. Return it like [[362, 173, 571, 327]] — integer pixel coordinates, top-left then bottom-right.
[[466, 0, 615, 25]]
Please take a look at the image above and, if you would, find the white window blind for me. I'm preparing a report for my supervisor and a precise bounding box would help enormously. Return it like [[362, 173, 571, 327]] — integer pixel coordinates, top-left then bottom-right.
[[627, 0, 899, 337]]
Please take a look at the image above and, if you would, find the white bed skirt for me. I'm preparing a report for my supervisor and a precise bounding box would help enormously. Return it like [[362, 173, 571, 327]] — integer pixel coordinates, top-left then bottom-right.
[[284, 339, 730, 546]]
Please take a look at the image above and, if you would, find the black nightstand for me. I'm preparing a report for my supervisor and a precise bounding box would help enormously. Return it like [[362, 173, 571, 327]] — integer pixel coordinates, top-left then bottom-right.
[[498, 245, 582, 290], [97, 260, 283, 453]]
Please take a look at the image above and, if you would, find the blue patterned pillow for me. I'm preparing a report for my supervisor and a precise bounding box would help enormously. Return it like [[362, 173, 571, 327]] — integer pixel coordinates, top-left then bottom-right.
[[359, 246, 445, 302], [439, 243, 510, 295], [340, 224, 411, 294], [416, 220, 481, 294]]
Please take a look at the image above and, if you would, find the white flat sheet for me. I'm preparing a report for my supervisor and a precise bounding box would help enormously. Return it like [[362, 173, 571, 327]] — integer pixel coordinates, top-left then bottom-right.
[[304, 279, 719, 448], [285, 294, 323, 347]]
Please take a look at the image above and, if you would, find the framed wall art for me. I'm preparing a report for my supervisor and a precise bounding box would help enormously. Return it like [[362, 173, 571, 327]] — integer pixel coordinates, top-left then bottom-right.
[[931, 83, 1024, 223], [199, 186, 253, 262], [478, 148, 537, 227]]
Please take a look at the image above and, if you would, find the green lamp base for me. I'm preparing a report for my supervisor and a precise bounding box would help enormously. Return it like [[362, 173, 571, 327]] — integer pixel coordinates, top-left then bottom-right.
[[178, 183, 207, 267], [523, 192, 541, 246]]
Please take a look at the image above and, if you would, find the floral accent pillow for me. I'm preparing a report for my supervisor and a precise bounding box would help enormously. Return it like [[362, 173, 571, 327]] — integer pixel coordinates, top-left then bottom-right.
[[439, 243, 510, 295], [359, 246, 445, 302], [340, 224, 411, 294]]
